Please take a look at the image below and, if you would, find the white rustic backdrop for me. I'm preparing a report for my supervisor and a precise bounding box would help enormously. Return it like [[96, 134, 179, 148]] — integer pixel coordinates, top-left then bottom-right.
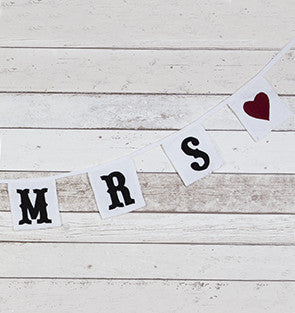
[[0, 1, 294, 312]]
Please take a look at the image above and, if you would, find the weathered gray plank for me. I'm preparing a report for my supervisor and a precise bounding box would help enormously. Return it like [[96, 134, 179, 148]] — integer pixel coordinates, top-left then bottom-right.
[[0, 49, 294, 94], [0, 279, 294, 313], [0, 172, 294, 214], [139, 173, 295, 214]]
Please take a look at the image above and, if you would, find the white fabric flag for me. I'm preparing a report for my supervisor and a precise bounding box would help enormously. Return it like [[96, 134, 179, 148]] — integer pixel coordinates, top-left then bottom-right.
[[8, 177, 61, 231], [88, 158, 145, 219], [228, 77, 292, 141], [162, 125, 223, 186]]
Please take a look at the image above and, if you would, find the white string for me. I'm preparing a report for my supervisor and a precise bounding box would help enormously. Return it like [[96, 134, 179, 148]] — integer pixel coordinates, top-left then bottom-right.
[[2, 38, 295, 184], [257, 37, 295, 78]]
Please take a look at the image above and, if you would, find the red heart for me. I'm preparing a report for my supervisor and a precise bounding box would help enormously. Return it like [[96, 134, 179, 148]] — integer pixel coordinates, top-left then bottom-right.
[[243, 92, 270, 121]]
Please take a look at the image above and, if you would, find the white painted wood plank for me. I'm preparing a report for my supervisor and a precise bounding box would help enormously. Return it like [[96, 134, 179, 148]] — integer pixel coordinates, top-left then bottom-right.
[[0, 279, 294, 313], [0, 129, 293, 173], [0, 0, 294, 49], [0, 49, 294, 94], [0, 212, 294, 244], [0, 172, 294, 214], [0, 93, 294, 130], [0, 243, 294, 280]]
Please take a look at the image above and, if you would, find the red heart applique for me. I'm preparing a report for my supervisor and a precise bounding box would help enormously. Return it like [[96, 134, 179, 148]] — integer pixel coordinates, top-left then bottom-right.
[[243, 92, 270, 121]]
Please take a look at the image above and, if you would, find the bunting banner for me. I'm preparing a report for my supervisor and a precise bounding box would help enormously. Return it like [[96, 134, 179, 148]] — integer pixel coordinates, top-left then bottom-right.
[[228, 77, 292, 141], [8, 177, 61, 230], [2, 37, 295, 230], [162, 125, 223, 186], [88, 159, 146, 219]]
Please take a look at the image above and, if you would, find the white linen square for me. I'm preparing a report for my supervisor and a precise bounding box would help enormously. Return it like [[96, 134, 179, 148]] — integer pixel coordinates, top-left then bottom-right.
[[8, 178, 61, 231], [228, 77, 292, 142], [88, 158, 145, 219], [162, 125, 223, 186]]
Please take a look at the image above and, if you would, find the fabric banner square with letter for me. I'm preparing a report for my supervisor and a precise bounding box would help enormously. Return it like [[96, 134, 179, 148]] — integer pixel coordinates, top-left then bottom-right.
[[8, 178, 61, 231], [162, 125, 223, 186], [88, 158, 146, 219]]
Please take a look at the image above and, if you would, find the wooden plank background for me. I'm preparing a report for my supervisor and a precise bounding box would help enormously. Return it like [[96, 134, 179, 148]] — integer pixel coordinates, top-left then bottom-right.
[[0, 1, 294, 312]]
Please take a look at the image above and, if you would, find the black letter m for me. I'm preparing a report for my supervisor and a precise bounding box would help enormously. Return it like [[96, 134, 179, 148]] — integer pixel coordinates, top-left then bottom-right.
[[16, 189, 52, 225]]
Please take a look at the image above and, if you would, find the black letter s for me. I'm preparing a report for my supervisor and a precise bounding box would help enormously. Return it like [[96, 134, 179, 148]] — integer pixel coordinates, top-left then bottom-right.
[[181, 137, 210, 171]]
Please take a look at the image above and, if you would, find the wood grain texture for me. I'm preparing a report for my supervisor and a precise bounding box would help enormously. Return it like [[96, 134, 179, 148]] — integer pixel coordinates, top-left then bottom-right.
[[0, 129, 293, 173], [0, 93, 294, 130], [0, 279, 294, 313], [0, 0, 294, 49], [1, 0, 295, 310], [0, 243, 294, 280], [0, 172, 294, 214], [0, 212, 294, 244], [0, 49, 294, 94]]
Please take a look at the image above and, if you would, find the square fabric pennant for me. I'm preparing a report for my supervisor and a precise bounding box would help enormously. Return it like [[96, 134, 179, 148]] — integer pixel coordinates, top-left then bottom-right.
[[88, 158, 145, 219], [228, 77, 292, 141], [8, 178, 61, 231], [162, 125, 223, 186]]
